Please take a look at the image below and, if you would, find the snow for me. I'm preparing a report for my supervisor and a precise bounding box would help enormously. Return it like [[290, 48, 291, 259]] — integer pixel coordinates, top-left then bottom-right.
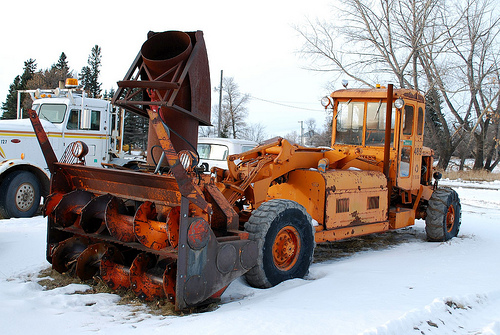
[[1, 181, 500, 334]]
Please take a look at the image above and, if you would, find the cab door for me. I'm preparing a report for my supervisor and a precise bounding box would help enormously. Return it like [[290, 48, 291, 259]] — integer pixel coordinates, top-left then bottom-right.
[[64, 108, 105, 167], [396, 103, 423, 191]]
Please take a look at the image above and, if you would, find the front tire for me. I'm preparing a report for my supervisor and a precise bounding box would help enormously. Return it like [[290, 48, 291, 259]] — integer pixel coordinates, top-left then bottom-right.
[[0, 171, 41, 218], [425, 187, 461, 242], [244, 199, 315, 288]]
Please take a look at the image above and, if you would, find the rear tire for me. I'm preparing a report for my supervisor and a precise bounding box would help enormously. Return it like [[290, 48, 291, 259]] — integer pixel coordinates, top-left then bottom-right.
[[244, 199, 315, 288], [425, 187, 461, 242], [0, 171, 41, 218]]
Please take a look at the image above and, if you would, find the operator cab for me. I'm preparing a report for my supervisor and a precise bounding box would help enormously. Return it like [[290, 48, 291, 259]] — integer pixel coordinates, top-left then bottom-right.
[[325, 86, 428, 191]]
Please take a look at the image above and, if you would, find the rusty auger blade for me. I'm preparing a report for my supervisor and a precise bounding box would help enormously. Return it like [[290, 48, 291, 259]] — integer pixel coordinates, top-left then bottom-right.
[[76, 243, 109, 280], [100, 247, 130, 291], [51, 236, 90, 274]]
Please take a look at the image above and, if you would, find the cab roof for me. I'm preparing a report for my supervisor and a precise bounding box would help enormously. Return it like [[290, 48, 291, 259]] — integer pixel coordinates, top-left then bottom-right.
[[330, 88, 424, 103]]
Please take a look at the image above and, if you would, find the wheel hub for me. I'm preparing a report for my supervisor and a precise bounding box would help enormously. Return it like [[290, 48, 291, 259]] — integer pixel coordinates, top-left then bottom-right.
[[272, 226, 301, 271], [446, 205, 455, 232], [15, 182, 35, 212]]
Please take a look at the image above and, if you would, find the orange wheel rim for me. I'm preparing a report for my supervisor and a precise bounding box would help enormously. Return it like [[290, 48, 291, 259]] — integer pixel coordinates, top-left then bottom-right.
[[446, 205, 455, 232], [272, 226, 301, 271]]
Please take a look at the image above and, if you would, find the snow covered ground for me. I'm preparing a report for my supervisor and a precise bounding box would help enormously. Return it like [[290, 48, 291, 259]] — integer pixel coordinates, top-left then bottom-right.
[[1, 180, 499, 334]]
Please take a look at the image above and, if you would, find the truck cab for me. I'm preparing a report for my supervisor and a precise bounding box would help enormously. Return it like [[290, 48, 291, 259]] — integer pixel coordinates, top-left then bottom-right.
[[0, 79, 128, 218], [197, 137, 258, 170]]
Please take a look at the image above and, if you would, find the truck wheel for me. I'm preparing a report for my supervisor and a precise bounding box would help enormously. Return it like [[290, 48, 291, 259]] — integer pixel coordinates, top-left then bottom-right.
[[244, 199, 315, 288], [425, 187, 461, 242], [0, 171, 41, 218]]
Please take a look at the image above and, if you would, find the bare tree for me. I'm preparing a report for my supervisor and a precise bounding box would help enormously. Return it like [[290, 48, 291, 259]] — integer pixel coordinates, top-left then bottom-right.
[[242, 122, 267, 143], [214, 77, 250, 139], [297, 0, 500, 170]]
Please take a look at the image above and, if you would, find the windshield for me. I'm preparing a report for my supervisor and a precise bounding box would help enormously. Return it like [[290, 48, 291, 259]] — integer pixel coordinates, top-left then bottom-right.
[[198, 143, 229, 161], [335, 101, 395, 146], [365, 101, 395, 146], [336, 101, 364, 145], [38, 103, 67, 123]]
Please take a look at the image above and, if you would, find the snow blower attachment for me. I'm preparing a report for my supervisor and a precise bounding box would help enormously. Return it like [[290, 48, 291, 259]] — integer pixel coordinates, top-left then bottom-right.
[[29, 30, 258, 310]]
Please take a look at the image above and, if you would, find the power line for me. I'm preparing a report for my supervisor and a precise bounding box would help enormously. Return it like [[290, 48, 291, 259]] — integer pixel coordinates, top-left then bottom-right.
[[249, 95, 323, 112]]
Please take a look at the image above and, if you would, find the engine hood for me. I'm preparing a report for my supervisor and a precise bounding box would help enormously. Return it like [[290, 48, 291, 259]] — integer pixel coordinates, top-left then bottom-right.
[[0, 118, 60, 133]]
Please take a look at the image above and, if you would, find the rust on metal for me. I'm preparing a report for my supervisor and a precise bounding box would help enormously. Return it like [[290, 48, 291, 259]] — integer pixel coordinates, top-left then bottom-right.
[[134, 201, 169, 250], [51, 236, 90, 273], [147, 108, 212, 215], [80, 194, 113, 234], [76, 243, 109, 280], [129, 253, 167, 301], [100, 247, 130, 290], [53, 190, 94, 228], [27, 109, 58, 173], [105, 196, 136, 242], [187, 218, 210, 250]]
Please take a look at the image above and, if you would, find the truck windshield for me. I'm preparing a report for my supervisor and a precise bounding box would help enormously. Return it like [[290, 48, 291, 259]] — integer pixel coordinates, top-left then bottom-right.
[[38, 104, 67, 123]]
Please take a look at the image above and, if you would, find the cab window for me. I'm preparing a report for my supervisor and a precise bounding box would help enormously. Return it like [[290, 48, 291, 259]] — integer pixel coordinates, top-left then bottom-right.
[[417, 107, 424, 135], [365, 102, 395, 146], [336, 101, 364, 145], [197, 144, 229, 161], [38, 104, 67, 123], [403, 105, 414, 135], [67, 109, 101, 130]]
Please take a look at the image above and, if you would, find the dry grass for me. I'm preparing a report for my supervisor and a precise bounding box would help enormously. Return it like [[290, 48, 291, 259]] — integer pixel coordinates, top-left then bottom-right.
[[441, 169, 500, 182], [36, 267, 178, 316]]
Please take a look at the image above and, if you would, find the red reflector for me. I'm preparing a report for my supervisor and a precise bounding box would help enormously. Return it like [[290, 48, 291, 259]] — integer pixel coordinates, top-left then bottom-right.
[[11, 139, 21, 143], [187, 218, 210, 250]]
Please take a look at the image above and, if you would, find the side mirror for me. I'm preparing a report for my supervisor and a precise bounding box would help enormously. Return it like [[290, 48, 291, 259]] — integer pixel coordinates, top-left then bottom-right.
[[80, 109, 91, 129]]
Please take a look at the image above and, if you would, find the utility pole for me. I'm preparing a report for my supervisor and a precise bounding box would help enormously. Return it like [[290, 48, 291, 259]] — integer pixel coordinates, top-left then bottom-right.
[[298, 120, 304, 145], [217, 70, 223, 137]]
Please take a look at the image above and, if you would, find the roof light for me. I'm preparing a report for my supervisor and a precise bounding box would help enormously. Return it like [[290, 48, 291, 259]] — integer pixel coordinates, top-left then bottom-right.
[[66, 78, 78, 88]]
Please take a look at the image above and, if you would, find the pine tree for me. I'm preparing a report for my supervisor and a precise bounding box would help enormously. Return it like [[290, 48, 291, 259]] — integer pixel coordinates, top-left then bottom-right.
[[1, 76, 21, 119], [80, 45, 102, 98], [55, 52, 69, 74], [123, 112, 148, 151], [1, 59, 37, 119]]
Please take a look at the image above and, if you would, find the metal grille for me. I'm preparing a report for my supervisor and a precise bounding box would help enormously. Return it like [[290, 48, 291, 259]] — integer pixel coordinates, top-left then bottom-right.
[[336, 198, 349, 213], [367, 196, 380, 210]]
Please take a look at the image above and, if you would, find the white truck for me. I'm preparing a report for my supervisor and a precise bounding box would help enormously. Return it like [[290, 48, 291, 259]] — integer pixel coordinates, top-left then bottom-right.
[[0, 79, 141, 218], [197, 137, 258, 170]]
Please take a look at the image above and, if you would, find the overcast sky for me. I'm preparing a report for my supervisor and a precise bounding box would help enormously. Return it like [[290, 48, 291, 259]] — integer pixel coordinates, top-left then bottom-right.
[[0, 0, 339, 137]]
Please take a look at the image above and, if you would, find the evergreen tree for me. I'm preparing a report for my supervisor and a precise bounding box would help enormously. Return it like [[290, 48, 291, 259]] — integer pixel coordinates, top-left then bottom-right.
[[1, 76, 21, 119], [80, 45, 102, 98], [20, 59, 36, 87], [1, 59, 37, 119], [103, 87, 116, 100], [123, 111, 148, 152], [54, 52, 69, 74]]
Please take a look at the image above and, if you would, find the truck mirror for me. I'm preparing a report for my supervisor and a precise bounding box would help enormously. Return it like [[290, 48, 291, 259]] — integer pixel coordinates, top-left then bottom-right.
[[80, 109, 92, 129]]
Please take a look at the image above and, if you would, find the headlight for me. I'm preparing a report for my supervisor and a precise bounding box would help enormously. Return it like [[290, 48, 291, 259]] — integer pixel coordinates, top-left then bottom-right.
[[321, 96, 331, 108], [394, 97, 405, 109]]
